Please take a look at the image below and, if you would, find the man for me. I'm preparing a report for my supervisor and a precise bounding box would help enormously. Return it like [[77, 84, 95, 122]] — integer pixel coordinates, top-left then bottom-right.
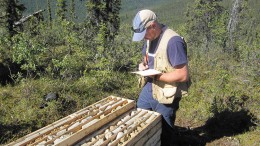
[[132, 9, 190, 144]]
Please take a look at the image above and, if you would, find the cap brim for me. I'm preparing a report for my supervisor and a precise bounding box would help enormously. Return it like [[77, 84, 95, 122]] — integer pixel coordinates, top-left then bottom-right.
[[132, 29, 146, 41]]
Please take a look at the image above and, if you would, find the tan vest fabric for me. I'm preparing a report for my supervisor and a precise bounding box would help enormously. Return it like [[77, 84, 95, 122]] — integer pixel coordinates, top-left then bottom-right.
[[152, 29, 189, 104]]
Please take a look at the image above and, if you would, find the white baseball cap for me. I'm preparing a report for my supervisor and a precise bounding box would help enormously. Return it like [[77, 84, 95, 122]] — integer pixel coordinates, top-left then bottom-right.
[[132, 9, 157, 41]]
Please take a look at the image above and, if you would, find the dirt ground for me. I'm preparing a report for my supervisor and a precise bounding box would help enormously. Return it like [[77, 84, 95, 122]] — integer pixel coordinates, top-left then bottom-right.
[[166, 109, 258, 146]]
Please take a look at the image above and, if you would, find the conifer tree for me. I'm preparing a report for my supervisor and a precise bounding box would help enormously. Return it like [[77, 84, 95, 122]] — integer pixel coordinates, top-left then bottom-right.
[[185, 0, 227, 51], [85, 0, 121, 70], [70, 0, 76, 21], [227, 0, 252, 55], [56, 0, 67, 20], [228, 0, 259, 62], [0, 0, 25, 37], [86, 0, 121, 43], [47, 0, 52, 25]]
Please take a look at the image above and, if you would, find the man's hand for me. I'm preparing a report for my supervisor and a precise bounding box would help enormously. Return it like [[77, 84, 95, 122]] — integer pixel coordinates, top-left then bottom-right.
[[138, 63, 149, 71], [149, 74, 159, 80]]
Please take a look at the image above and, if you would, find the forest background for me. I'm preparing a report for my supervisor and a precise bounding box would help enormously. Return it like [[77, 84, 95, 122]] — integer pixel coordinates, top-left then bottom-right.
[[0, 0, 259, 145]]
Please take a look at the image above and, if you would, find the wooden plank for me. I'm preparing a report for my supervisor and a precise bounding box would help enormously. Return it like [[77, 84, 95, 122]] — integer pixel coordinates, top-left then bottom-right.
[[9, 116, 72, 146], [132, 119, 162, 146], [55, 99, 135, 146], [124, 110, 161, 146], [76, 109, 161, 146], [7, 96, 123, 146], [144, 128, 162, 146], [19, 98, 109, 146], [42, 98, 133, 145], [106, 110, 150, 146], [155, 139, 161, 146], [43, 98, 121, 145], [75, 109, 146, 146], [28, 110, 99, 146], [74, 110, 134, 146]]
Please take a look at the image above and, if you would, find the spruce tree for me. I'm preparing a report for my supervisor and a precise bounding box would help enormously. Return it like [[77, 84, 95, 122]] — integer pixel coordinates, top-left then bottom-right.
[[70, 0, 76, 21], [185, 0, 227, 51], [85, 0, 121, 70], [227, 0, 252, 55], [0, 0, 25, 60], [228, 0, 259, 61], [86, 0, 121, 43], [47, 0, 52, 25], [56, 0, 67, 20], [0, 0, 25, 37]]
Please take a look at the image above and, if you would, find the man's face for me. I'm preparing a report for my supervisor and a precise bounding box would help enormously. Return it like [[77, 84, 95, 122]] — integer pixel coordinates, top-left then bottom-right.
[[144, 23, 157, 41]]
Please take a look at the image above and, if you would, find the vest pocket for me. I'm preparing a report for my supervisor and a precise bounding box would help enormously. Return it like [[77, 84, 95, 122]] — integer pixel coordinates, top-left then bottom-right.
[[162, 86, 177, 98]]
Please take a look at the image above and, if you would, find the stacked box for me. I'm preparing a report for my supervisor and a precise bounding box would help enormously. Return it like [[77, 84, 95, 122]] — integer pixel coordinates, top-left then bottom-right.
[[8, 96, 162, 146], [76, 108, 161, 146]]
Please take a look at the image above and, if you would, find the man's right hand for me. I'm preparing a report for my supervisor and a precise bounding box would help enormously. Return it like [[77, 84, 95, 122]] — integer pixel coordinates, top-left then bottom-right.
[[138, 63, 149, 71]]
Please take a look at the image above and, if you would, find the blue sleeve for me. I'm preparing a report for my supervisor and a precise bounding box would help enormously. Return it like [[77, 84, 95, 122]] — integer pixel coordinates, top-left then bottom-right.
[[167, 36, 187, 67]]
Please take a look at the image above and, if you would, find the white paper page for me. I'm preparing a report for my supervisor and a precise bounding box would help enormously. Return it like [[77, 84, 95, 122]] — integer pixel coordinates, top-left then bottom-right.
[[131, 69, 162, 76]]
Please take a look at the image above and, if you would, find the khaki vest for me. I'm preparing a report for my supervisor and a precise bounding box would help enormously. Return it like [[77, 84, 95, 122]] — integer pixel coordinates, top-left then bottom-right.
[[152, 29, 189, 104]]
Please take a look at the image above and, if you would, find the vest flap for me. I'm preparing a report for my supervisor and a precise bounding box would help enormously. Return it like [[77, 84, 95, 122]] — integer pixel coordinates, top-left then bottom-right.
[[162, 87, 177, 98]]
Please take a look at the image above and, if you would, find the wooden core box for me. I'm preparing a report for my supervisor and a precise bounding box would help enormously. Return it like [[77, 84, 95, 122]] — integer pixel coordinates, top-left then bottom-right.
[[8, 96, 162, 146]]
